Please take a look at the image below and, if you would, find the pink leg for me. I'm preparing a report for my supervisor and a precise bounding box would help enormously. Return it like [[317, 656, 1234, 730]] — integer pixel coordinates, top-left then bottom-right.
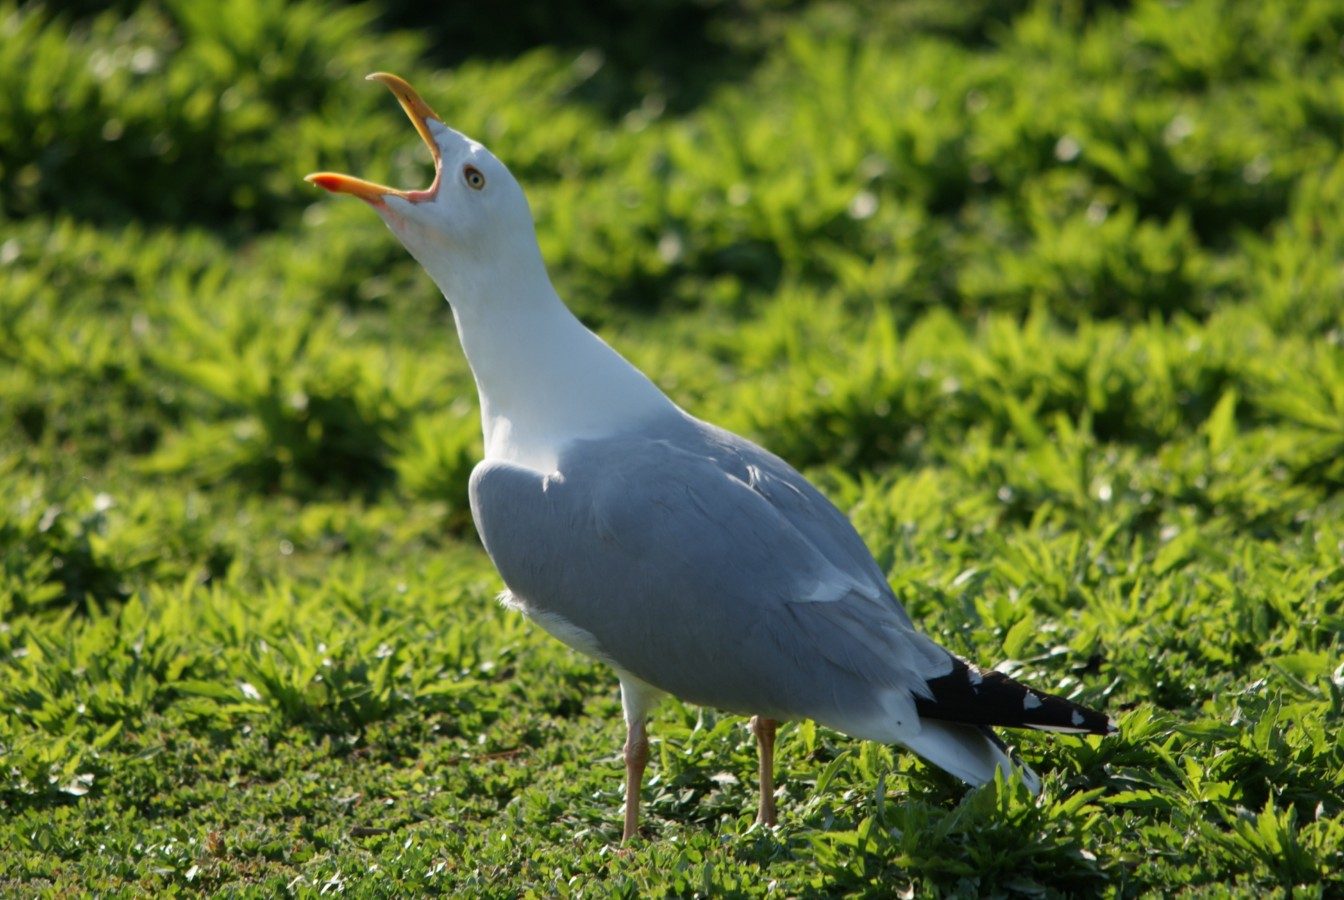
[[750, 715, 778, 827], [617, 675, 662, 842], [622, 717, 650, 841]]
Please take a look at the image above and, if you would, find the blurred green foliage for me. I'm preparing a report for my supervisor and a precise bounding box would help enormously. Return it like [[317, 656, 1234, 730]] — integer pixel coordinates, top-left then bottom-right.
[[2, 0, 1343, 895]]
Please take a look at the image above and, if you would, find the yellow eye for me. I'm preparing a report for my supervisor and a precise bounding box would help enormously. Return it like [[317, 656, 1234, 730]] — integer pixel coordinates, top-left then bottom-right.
[[463, 165, 486, 190]]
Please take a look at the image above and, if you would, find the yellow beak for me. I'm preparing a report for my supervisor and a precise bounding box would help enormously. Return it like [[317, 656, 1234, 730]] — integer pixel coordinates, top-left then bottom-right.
[[306, 73, 442, 205]]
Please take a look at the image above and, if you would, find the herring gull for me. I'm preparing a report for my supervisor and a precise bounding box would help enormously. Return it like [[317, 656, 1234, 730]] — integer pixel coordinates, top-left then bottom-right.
[[307, 73, 1118, 840]]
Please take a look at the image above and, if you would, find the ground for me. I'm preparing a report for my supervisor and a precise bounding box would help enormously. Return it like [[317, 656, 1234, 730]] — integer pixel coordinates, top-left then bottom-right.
[[2, 0, 1342, 895]]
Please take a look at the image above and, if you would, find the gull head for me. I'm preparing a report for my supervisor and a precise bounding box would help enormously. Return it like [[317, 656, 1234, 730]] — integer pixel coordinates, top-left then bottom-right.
[[306, 73, 543, 302]]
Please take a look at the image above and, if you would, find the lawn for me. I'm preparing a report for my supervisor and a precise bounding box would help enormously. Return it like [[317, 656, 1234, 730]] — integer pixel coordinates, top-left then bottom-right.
[[2, 0, 1343, 895]]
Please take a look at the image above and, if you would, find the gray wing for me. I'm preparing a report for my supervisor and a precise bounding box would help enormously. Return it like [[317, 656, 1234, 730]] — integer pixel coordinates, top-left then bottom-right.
[[469, 419, 952, 728], [691, 420, 918, 631]]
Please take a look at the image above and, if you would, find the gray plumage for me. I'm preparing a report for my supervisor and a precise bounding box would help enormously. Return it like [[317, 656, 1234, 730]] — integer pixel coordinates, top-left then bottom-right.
[[471, 409, 1092, 791], [471, 412, 942, 718]]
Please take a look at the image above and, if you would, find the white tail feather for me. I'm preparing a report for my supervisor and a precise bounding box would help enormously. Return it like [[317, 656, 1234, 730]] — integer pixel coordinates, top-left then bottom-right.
[[899, 721, 1042, 795]]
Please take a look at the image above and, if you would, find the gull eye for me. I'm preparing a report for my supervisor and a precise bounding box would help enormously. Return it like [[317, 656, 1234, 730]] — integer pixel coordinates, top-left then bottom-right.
[[463, 165, 486, 190]]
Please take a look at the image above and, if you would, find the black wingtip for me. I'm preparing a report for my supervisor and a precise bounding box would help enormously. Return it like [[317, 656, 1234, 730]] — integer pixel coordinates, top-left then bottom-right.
[[914, 658, 1118, 736]]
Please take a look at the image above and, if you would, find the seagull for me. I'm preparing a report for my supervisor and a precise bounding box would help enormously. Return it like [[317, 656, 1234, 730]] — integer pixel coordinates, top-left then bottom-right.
[[308, 73, 1119, 840]]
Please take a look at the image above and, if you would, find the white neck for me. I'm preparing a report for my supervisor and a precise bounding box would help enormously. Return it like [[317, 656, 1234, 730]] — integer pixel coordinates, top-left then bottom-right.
[[382, 187, 678, 472], [444, 272, 676, 473]]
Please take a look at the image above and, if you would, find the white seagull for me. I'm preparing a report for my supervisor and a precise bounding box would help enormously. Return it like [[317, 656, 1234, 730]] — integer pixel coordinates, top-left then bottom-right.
[[308, 73, 1118, 840]]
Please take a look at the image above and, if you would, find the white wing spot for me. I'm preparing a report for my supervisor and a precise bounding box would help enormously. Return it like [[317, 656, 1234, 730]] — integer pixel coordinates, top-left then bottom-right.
[[1023, 693, 1043, 710], [1072, 710, 1086, 727]]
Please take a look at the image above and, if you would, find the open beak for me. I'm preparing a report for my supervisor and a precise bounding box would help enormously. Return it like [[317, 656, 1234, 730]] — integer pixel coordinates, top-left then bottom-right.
[[306, 73, 442, 205]]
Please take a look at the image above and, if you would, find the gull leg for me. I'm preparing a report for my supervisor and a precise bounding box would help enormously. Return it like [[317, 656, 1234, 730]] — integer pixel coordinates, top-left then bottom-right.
[[622, 717, 649, 842], [617, 674, 663, 842], [750, 715, 778, 827]]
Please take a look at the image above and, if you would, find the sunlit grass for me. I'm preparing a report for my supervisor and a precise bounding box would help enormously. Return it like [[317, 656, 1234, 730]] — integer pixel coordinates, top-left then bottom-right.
[[3, 0, 1343, 895]]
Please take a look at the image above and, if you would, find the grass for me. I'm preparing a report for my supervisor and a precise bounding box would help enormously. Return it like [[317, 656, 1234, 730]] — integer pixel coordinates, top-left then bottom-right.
[[3, 0, 1343, 895]]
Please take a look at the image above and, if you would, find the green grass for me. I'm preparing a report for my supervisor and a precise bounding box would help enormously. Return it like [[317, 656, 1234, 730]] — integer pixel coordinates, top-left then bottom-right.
[[3, 0, 1344, 895]]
